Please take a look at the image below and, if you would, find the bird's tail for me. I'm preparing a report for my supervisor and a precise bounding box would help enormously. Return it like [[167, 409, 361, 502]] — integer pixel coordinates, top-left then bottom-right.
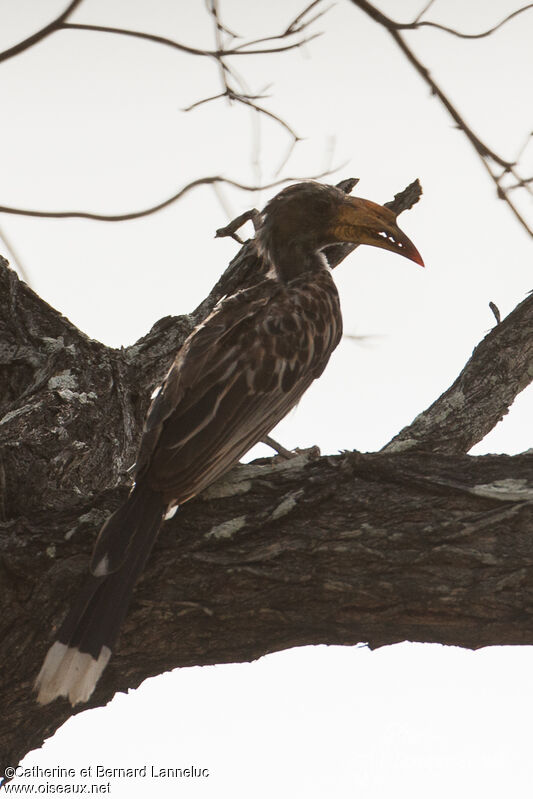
[[34, 485, 165, 706]]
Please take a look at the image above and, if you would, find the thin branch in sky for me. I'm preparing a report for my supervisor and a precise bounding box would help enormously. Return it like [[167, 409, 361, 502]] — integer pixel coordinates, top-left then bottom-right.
[[250, 106, 263, 190], [348, 0, 533, 40], [387, 26, 512, 169], [206, 0, 233, 104], [0, 0, 323, 64], [60, 21, 320, 57], [507, 175, 533, 191], [0, 0, 83, 64], [411, 3, 533, 40], [0, 1, 326, 232], [182, 90, 269, 112], [231, 0, 331, 51], [349, 0, 533, 239], [321, 135, 337, 177], [274, 139, 298, 179], [509, 168, 533, 199], [476, 157, 533, 237], [0, 169, 341, 223], [414, 0, 437, 24], [205, 0, 240, 40], [188, 0, 305, 168], [515, 130, 533, 162], [233, 95, 301, 142], [211, 181, 235, 222], [284, 0, 332, 36]]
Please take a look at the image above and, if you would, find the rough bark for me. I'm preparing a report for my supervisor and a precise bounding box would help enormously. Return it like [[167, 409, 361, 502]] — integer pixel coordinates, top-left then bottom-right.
[[384, 290, 533, 454], [1, 177, 532, 771]]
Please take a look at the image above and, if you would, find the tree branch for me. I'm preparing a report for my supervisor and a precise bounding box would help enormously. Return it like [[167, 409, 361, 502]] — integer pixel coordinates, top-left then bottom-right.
[[1, 177, 530, 771], [348, 0, 533, 239], [0, 171, 336, 223], [0, 0, 83, 64], [2, 447, 533, 771], [0, 1, 323, 210], [59, 17, 320, 57], [0, 1, 320, 65], [347, 0, 533, 40], [384, 291, 533, 454], [411, 3, 533, 40]]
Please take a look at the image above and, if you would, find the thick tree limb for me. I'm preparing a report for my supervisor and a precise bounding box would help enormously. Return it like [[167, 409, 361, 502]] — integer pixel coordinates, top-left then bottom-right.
[[2, 450, 533, 771], [1, 177, 531, 771]]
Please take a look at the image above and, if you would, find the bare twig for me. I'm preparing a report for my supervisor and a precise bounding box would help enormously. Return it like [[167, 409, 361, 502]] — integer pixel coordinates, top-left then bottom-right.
[[207, 0, 233, 102], [197, 1, 304, 168], [349, 0, 533, 40], [348, 0, 533, 238], [411, 4, 533, 40], [0, 0, 83, 64], [515, 130, 533, 162], [233, 94, 301, 141], [211, 181, 236, 222], [0, 171, 339, 223], [0, 2, 325, 227], [183, 90, 270, 112], [61, 21, 321, 56], [384, 178, 423, 215], [284, 0, 329, 35], [59, 10, 320, 59], [414, 0, 437, 24], [184, 86, 300, 145], [489, 301, 501, 325], [508, 175, 533, 190], [205, 0, 239, 39], [232, 0, 330, 49], [383, 291, 533, 454]]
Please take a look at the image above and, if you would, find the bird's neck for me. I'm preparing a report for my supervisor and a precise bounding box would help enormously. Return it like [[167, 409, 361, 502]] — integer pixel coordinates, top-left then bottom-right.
[[265, 238, 328, 282]]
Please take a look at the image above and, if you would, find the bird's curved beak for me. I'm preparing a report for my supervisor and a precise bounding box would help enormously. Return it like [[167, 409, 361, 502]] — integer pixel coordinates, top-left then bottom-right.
[[331, 197, 424, 267]]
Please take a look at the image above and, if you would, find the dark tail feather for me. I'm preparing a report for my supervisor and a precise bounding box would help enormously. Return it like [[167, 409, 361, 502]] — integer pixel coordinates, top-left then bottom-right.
[[35, 486, 165, 706], [91, 483, 164, 576]]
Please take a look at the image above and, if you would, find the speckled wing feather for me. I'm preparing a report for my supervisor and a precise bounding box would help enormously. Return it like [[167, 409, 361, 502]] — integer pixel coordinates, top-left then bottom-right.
[[135, 269, 343, 504], [35, 179, 424, 707]]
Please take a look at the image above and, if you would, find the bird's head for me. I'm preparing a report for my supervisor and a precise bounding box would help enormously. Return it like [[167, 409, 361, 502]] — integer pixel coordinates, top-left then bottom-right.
[[258, 181, 424, 275]]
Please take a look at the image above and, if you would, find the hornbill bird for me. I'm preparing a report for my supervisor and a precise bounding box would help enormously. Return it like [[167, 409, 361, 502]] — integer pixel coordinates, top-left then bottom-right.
[[35, 180, 423, 706]]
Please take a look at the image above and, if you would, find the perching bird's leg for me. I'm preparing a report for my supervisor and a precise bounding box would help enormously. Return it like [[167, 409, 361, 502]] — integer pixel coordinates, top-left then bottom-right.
[[215, 208, 261, 244], [35, 180, 423, 706], [262, 435, 295, 459], [262, 436, 322, 461]]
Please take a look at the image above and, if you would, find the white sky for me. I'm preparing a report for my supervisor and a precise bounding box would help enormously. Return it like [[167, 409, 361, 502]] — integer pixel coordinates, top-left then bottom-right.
[[3, 0, 533, 796]]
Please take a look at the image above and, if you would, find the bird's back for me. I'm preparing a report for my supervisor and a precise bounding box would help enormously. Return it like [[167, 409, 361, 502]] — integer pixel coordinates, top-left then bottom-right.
[[137, 268, 343, 504]]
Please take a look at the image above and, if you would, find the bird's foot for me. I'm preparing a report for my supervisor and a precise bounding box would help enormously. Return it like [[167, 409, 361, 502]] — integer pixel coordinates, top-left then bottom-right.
[[262, 435, 320, 461]]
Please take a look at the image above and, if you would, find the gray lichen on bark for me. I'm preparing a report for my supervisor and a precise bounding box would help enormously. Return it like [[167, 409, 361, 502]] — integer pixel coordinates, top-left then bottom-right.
[[1, 176, 532, 770]]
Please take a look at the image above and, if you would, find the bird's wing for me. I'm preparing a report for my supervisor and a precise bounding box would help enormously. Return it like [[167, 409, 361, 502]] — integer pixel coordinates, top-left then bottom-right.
[[135, 275, 341, 503]]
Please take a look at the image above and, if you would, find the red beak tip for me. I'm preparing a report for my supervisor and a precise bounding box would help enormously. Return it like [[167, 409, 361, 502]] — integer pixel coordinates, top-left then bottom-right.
[[410, 250, 425, 268]]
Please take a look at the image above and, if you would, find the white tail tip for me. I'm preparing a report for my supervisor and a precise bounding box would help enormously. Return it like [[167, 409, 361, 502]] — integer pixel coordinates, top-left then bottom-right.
[[34, 641, 111, 706]]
